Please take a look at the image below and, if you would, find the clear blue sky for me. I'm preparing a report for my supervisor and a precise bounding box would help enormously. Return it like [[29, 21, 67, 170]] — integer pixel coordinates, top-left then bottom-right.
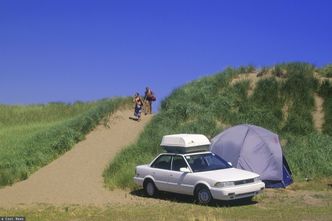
[[1, 0, 332, 109]]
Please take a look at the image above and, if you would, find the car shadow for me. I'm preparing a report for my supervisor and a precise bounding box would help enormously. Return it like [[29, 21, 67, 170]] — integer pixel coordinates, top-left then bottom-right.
[[130, 189, 258, 207]]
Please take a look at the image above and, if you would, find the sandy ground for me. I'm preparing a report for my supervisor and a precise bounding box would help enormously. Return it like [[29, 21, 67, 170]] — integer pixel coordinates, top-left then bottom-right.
[[230, 72, 258, 96], [313, 93, 325, 132], [0, 109, 153, 208]]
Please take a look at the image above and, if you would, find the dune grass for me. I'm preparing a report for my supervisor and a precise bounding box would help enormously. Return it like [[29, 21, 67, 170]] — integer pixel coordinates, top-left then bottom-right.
[[0, 98, 130, 187], [1, 203, 331, 221], [1, 182, 332, 221], [281, 69, 316, 134], [104, 62, 332, 190], [283, 133, 332, 178], [318, 80, 332, 135], [318, 63, 332, 78]]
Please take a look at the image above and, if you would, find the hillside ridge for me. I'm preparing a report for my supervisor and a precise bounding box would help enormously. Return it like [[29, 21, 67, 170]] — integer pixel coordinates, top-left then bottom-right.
[[231, 72, 326, 133], [105, 63, 332, 189], [0, 109, 153, 207]]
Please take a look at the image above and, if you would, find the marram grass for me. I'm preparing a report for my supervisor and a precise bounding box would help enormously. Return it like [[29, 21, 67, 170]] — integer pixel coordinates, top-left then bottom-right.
[[0, 97, 130, 187], [104, 63, 332, 190]]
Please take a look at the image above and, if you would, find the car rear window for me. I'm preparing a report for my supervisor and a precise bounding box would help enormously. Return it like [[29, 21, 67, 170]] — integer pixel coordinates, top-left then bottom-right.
[[151, 155, 172, 170]]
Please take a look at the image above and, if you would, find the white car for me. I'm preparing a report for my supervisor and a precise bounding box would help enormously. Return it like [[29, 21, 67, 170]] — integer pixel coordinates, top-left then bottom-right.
[[133, 134, 265, 204]]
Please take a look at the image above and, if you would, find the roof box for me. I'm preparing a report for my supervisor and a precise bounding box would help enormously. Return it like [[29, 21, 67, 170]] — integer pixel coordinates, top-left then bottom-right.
[[160, 134, 211, 153]]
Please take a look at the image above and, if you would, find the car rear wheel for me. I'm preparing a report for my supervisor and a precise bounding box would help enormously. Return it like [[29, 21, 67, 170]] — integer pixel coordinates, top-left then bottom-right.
[[196, 186, 212, 205], [144, 180, 157, 197]]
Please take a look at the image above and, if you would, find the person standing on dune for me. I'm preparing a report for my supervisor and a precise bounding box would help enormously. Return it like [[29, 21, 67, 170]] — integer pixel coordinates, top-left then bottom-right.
[[144, 86, 156, 115], [133, 92, 144, 121]]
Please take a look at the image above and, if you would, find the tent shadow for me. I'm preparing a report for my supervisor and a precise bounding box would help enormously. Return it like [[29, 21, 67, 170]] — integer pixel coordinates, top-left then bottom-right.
[[130, 189, 258, 207]]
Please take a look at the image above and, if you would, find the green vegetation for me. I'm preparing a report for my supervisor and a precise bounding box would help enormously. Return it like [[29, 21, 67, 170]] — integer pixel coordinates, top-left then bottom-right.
[[318, 80, 332, 135], [284, 133, 332, 178], [238, 64, 256, 73], [319, 64, 332, 78], [0, 98, 130, 187], [1, 185, 331, 221], [281, 65, 317, 134], [227, 78, 283, 131], [104, 62, 332, 190]]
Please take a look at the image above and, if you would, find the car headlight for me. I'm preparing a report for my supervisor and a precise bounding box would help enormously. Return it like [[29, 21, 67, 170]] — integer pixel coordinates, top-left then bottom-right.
[[135, 168, 140, 177], [214, 181, 234, 188], [254, 176, 260, 182]]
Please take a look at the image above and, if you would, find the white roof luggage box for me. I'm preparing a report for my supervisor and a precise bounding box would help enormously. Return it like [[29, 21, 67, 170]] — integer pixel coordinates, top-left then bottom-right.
[[160, 134, 211, 153]]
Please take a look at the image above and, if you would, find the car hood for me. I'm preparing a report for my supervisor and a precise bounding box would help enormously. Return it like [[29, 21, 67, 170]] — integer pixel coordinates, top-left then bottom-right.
[[192, 168, 259, 182]]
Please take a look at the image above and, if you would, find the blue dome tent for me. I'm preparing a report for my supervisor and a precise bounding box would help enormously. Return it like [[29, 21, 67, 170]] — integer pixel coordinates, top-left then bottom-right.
[[210, 124, 293, 188]]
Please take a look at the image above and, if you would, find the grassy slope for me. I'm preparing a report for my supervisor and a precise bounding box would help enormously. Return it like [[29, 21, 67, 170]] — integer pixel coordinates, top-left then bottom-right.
[[104, 63, 332, 190], [318, 79, 332, 135], [1, 202, 331, 221], [0, 98, 130, 187], [1, 182, 331, 221]]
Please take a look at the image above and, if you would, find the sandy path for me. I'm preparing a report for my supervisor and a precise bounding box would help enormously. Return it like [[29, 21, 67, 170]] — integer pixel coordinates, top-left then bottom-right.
[[230, 72, 258, 97], [313, 93, 325, 132], [0, 109, 153, 208]]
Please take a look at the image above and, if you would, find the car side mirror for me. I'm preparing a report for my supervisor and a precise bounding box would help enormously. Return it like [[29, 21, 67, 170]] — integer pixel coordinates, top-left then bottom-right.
[[180, 167, 191, 173], [228, 162, 233, 167]]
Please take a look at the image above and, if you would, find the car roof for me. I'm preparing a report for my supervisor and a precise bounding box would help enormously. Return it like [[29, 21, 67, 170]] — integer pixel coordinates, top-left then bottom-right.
[[159, 151, 212, 157]]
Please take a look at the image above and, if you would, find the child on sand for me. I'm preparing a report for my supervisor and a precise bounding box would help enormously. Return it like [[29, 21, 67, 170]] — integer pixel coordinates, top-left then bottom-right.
[[133, 92, 144, 121]]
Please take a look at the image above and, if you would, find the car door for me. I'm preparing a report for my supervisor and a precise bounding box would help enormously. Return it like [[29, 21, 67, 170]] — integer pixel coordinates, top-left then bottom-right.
[[168, 155, 194, 195], [150, 154, 172, 191]]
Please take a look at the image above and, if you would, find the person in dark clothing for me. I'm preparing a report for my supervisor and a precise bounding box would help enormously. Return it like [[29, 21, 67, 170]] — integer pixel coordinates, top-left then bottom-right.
[[144, 87, 155, 114]]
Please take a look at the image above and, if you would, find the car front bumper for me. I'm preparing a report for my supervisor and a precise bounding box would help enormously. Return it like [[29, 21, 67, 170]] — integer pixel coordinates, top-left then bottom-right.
[[210, 181, 265, 201], [133, 176, 144, 187]]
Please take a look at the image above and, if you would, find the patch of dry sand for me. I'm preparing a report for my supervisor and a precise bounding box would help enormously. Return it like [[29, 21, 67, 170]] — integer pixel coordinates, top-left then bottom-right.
[[230, 73, 258, 96], [313, 93, 325, 132]]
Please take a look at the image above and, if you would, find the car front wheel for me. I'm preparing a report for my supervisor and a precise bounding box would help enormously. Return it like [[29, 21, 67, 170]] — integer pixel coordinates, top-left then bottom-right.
[[144, 180, 158, 197], [196, 186, 212, 205]]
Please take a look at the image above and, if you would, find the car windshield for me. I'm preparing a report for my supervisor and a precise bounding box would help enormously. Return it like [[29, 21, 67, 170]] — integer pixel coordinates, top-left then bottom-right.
[[185, 153, 231, 172]]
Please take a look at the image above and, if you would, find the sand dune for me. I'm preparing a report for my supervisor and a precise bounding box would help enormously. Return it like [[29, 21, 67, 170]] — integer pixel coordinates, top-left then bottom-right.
[[0, 109, 153, 208]]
